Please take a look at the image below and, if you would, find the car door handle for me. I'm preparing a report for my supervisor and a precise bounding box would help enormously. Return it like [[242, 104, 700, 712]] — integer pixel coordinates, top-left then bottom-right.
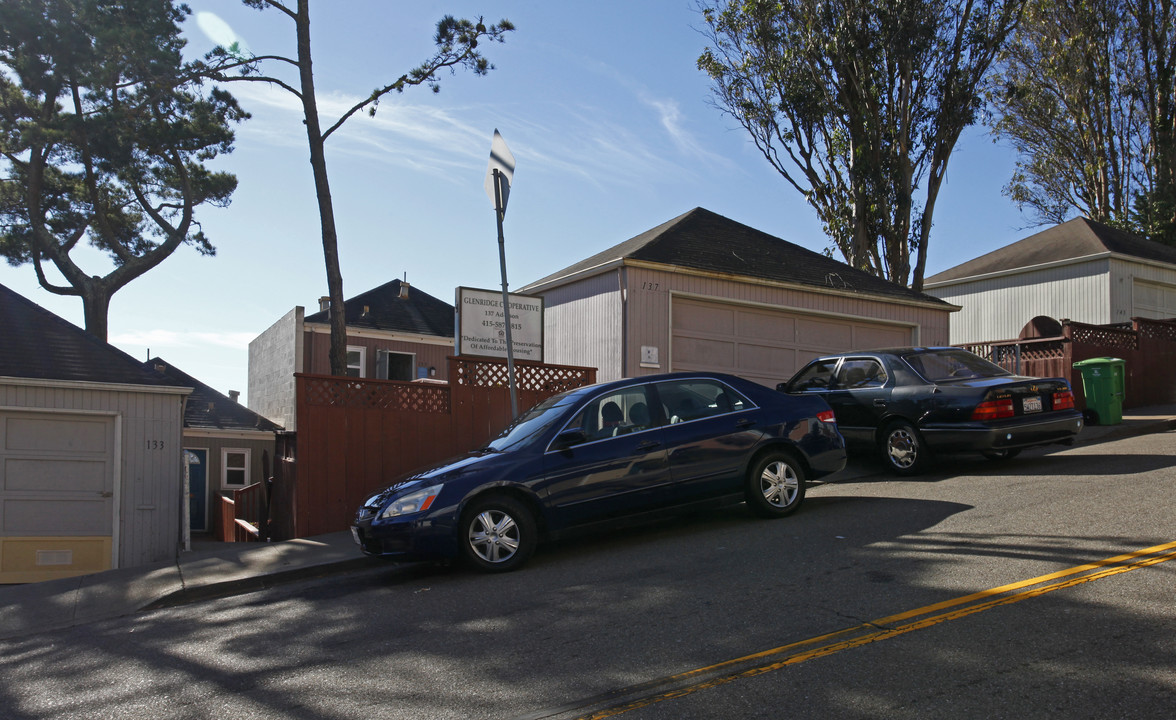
[[735, 418, 756, 428], [873, 399, 887, 407], [636, 440, 661, 451]]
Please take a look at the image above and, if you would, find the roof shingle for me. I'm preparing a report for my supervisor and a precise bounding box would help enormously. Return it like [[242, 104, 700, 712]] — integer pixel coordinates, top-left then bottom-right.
[[522, 207, 949, 306], [303, 279, 454, 337], [0, 283, 185, 388], [926, 217, 1176, 284]]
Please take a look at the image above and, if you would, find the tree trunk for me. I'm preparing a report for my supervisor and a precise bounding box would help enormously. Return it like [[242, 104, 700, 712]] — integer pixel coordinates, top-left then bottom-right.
[[296, 0, 347, 376], [80, 281, 111, 342]]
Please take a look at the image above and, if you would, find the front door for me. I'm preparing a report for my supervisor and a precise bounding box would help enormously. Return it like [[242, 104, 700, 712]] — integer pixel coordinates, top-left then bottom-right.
[[186, 448, 208, 532]]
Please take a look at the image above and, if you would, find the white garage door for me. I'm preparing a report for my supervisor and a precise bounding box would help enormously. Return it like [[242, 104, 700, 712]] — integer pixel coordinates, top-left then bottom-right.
[[1, 411, 116, 583], [671, 297, 913, 387], [1133, 279, 1176, 320]]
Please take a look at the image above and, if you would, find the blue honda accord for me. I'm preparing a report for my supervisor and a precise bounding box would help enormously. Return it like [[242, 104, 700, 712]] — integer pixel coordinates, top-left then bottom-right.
[[352, 372, 845, 572]]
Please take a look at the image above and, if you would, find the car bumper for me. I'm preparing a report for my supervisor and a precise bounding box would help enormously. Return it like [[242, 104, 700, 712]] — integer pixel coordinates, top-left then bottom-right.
[[920, 411, 1085, 453], [351, 512, 457, 561]]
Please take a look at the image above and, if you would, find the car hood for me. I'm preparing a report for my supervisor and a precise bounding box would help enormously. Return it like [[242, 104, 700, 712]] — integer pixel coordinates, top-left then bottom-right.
[[362, 450, 507, 507]]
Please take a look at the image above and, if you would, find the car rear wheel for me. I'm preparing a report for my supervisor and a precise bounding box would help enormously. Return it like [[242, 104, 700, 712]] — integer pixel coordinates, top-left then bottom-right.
[[880, 421, 929, 475], [745, 452, 806, 517], [460, 495, 537, 573]]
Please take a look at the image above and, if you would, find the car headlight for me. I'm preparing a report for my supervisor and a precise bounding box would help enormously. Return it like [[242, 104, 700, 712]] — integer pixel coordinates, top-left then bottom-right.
[[379, 484, 443, 520]]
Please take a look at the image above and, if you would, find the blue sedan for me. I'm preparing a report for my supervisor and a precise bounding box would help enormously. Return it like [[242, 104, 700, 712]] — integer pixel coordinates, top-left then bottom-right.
[[352, 372, 845, 572]]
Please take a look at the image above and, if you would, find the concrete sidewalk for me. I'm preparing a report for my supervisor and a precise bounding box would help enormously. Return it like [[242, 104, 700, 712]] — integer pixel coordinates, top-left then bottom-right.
[[2, 405, 1173, 641]]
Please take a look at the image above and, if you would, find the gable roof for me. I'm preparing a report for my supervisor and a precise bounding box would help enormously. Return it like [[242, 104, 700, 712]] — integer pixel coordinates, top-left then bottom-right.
[[521, 207, 950, 306], [0, 282, 186, 389], [926, 217, 1176, 285], [303, 278, 454, 338], [145, 357, 282, 433]]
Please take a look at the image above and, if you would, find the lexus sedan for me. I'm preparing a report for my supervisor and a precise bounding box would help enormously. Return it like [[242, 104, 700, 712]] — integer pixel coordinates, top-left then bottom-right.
[[353, 372, 845, 572], [779, 347, 1084, 475]]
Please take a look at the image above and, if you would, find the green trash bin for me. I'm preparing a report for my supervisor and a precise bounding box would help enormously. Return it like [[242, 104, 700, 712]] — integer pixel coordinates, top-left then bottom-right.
[[1072, 357, 1125, 425]]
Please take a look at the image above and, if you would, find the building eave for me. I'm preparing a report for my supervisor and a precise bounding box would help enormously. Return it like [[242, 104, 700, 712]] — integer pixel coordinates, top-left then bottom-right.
[[0, 376, 194, 396], [183, 427, 278, 440], [303, 322, 454, 347]]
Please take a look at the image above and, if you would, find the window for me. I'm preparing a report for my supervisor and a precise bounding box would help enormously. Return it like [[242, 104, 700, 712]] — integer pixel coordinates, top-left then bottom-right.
[[346, 346, 366, 378], [222, 448, 251, 488], [656, 379, 749, 423], [565, 386, 656, 443], [836, 359, 887, 389], [787, 360, 838, 392], [375, 349, 415, 381]]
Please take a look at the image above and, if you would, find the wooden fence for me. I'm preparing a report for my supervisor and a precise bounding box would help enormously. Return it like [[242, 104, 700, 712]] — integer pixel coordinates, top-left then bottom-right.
[[960, 317, 1176, 411], [215, 481, 266, 542], [286, 356, 596, 538]]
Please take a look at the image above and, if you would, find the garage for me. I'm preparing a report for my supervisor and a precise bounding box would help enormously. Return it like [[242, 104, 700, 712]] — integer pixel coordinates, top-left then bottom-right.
[[1133, 279, 1176, 319], [523, 208, 953, 382], [0, 410, 117, 583], [671, 296, 914, 387]]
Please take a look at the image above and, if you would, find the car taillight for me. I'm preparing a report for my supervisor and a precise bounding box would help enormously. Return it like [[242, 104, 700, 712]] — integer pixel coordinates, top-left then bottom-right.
[[972, 398, 1015, 420], [1052, 389, 1075, 410], [816, 409, 837, 424]]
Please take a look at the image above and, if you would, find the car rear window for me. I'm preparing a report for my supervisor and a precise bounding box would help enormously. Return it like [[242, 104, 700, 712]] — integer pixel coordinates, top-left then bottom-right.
[[901, 349, 1011, 382]]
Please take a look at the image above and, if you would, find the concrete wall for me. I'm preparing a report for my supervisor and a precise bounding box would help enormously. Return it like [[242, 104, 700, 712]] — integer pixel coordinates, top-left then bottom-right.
[[248, 307, 303, 430]]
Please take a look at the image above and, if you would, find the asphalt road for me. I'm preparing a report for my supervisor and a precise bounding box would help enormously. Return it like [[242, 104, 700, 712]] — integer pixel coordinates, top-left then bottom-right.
[[2, 431, 1173, 720]]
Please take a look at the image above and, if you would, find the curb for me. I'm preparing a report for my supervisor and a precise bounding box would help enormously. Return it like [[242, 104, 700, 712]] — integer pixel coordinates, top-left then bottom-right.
[[142, 556, 381, 611]]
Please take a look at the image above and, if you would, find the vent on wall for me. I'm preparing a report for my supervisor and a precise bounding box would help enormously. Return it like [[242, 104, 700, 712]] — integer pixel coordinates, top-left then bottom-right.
[[36, 550, 73, 566]]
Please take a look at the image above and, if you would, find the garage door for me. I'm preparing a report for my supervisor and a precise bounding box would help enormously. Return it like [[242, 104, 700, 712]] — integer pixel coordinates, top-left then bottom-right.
[[671, 297, 913, 387], [1133, 279, 1176, 320], [0, 411, 116, 583]]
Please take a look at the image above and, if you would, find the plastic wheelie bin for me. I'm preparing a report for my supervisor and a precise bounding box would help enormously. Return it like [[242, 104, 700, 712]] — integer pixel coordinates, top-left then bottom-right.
[[1072, 357, 1125, 425]]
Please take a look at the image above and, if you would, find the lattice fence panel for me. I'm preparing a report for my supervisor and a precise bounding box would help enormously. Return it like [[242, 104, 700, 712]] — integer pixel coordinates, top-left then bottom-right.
[[452, 357, 594, 393], [1070, 323, 1138, 351], [1136, 318, 1176, 342], [302, 376, 450, 413]]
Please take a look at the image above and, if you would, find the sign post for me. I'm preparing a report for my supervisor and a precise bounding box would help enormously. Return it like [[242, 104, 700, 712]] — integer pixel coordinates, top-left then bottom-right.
[[484, 129, 519, 416]]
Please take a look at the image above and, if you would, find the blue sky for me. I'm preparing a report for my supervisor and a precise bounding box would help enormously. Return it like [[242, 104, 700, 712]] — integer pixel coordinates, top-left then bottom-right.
[[1, 0, 1033, 403]]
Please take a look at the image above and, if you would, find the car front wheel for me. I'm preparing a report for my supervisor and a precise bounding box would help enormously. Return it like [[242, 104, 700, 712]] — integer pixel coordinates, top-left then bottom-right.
[[460, 495, 537, 573], [745, 452, 806, 517], [881, 421, 929, 475]]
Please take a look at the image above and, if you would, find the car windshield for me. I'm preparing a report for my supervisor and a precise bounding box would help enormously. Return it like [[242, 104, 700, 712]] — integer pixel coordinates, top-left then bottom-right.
[[902, 348, 1011, 382], [484, 392, 580, 453]]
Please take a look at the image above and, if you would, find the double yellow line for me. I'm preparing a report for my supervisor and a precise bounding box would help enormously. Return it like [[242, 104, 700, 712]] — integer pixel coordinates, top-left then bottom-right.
[[576, 540, 1176, 719]]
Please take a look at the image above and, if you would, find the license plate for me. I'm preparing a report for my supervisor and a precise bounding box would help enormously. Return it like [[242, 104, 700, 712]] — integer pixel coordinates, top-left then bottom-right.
[[1022, 396, 1042, 413], [350, 526, 361, 546]]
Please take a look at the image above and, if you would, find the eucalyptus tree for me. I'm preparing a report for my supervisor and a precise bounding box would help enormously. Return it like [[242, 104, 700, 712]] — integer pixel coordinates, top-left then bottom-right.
[[0, 0, 246, 340], [991, 0, 1176, 244], [698, 0, 1025, 291], [204, 1, 514, 376]]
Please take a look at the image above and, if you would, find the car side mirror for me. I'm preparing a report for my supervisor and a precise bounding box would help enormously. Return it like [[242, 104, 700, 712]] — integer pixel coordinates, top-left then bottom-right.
[[551, 428, 587, 451]]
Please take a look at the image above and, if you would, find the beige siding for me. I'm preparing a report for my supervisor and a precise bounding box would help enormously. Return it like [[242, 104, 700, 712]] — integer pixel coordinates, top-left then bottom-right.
[[540, 271, 623, 379], [671, 296, 913, 387], [1110, 257, 1176, 320], [927, 259, 1111, 344], [0, 382, 185, 576], [624, 266, 948, 382]]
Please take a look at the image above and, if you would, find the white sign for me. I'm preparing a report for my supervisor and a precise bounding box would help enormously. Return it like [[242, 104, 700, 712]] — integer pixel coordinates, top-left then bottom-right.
[[483, 129, 516, 213], [457, 287, 543, 361]]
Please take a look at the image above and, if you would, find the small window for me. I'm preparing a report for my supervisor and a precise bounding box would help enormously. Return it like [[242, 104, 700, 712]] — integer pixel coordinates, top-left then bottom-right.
[[375, 349, 415, 381], [656, 379, 749, 424], [346, 346, 366, 378], [222, 449, 251, 488], [836, 359, 887, 389]]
